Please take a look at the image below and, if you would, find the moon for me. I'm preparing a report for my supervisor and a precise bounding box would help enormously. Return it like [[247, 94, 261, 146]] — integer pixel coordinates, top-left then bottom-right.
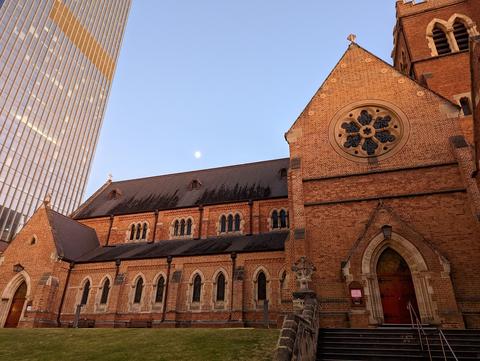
[[194, 151, 202, 159]]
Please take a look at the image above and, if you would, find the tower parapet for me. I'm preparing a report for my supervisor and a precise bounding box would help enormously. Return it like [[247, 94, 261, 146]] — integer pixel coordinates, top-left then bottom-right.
[[396, 0, 466, 17]]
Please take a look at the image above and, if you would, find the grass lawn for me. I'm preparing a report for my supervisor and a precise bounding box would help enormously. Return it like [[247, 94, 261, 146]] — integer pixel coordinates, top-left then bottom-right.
[[0, 328, 279, 361]]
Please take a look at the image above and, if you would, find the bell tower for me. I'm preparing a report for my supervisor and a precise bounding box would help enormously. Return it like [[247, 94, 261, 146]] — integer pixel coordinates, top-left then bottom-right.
[[392, 0, 479, 124]]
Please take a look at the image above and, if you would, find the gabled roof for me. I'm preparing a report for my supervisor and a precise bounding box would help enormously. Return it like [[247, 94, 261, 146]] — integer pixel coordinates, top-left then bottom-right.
[[73, 158, 290, 219], [46, 208, 99, 261], [76, 231, 288, 263]]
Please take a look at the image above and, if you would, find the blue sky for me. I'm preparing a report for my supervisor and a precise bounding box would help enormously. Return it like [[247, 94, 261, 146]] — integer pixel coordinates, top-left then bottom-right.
[[85, 1, 397, 197]]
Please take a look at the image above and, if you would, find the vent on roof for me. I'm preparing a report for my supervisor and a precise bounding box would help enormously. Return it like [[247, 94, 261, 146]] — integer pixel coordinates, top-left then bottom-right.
[[279, 168, 288, 179], [432, 26, 451, 55], [189, 179, 202, 191], [108, 188, 122, 200], [453, 21, 469, 51]]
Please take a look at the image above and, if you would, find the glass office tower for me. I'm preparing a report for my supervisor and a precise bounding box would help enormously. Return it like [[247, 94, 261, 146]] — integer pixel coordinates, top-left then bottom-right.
[[0, 0, 131, 241]]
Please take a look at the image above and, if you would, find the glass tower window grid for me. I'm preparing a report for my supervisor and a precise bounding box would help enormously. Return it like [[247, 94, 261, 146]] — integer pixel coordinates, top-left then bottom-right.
[[67, 0, 130, 213], [0, 0, 131, 240], [22, 0, 110, 224], [69, 4, 130, 214], [55, 0, 123, 214], [0, 1, 74, 235], [0, 1, 53, 234], [19, 0, 94, 224], [33, 0, 103, 217]]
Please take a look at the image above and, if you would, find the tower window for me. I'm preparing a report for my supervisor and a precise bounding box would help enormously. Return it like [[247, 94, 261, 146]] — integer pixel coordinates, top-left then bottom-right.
[[460, 97, 472, 116], [432, 26, 451, 55], [453, 21, 469, 51]]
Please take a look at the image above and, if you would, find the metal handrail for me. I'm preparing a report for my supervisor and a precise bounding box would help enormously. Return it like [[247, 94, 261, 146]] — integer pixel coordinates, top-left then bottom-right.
[[408, 302, 432, 361], [407, 302, 459, 361], [439, 329, 459, 361]]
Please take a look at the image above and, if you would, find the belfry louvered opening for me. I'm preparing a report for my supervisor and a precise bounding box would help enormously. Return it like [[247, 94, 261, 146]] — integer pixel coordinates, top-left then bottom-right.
[[453, 21, 469, 51], [433, 26, 451, 55]]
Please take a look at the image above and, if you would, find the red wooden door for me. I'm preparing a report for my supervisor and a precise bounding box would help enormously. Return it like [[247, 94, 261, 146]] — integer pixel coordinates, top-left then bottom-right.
[[4, 282, 27, 328], [377, 248, 418, 324]]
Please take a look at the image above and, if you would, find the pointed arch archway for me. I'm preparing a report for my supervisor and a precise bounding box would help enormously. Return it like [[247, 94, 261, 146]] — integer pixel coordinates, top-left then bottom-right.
[[0, 271, 32, 328], [361, 232, 439, 325]]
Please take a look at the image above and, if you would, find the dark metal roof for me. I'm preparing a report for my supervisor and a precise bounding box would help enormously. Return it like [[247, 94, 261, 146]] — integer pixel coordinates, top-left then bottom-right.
[[46, 209, 100, 262], [73, 158, 289, 219], [76, 231, 288, 263], [0, 240, 8, 253]]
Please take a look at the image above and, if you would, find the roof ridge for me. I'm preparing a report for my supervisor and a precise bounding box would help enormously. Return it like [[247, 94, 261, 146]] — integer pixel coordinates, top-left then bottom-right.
[[47, 207, 97, 233], [352, 42, 460, 108], [108, 157, 290, 185], [70, 178, 112, 218], [289, 42, 459, 136]]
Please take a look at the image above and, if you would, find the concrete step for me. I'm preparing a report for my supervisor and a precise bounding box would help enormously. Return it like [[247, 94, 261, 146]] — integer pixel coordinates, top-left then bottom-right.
[[317, 328, 480, 361]]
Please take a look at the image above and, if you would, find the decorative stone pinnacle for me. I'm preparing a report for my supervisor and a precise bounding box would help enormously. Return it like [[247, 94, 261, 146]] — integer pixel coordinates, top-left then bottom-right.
[[43, 193, 52, 207], [292, 256, 316, 292], [347, 34, 357, 43], [107, 173, 113, 182]]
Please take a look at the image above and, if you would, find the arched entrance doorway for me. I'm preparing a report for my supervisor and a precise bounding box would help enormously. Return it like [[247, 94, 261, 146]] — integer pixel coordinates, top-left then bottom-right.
[[4, 282, 27, 328], [377, 248, 418, 324]]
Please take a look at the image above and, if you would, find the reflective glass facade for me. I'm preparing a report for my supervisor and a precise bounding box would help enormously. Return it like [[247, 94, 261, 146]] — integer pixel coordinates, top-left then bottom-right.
[[0, 0, 131, 241]]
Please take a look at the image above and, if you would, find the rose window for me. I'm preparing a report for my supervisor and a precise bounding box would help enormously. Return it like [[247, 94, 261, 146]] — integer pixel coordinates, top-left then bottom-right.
[[333, 106, 403, 158]]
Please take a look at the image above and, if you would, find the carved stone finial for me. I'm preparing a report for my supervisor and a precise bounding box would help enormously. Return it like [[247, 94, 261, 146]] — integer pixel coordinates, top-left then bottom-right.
[[43, 193, 52, 207], [292, 256, 316, 292], [107, 173, 113, 182], [347, 34, 357, 43]]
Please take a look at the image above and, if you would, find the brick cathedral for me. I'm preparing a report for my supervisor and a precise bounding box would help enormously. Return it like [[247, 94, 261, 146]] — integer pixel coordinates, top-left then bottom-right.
[[0, 0, 479, 330]]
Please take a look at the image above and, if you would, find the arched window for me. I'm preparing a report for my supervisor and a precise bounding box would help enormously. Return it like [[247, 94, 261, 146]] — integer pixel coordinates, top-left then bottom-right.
[[172, 218, 194, 238], [100, 279, 110, 304], [280, 209, 288, 228], [432, 25, 451, 55], [180, 219, 186, 236], [141, 223, 147, 240], [130, 224, 135, 240], [174, 220, 179, 236], [257, 272, 267, 301], [272, 209, 288, 230], [134, 277, 143, 304], [192, 274, 202, 302], [234, 214, 241, 232], [272, 210, 279, 229], [460, 97, 472, 116], [227, 215, 233, 232], [220, 215, 226, 233], [453, 21, 469, 51], [135, 223, 142, 240], [216, 273, 226, 302], [80, 280, 90, 305], [155, 276, 165, 303]]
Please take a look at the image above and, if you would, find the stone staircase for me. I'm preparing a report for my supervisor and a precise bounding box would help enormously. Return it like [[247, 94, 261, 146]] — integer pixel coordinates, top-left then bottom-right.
[[316, 327, 480, 360]]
